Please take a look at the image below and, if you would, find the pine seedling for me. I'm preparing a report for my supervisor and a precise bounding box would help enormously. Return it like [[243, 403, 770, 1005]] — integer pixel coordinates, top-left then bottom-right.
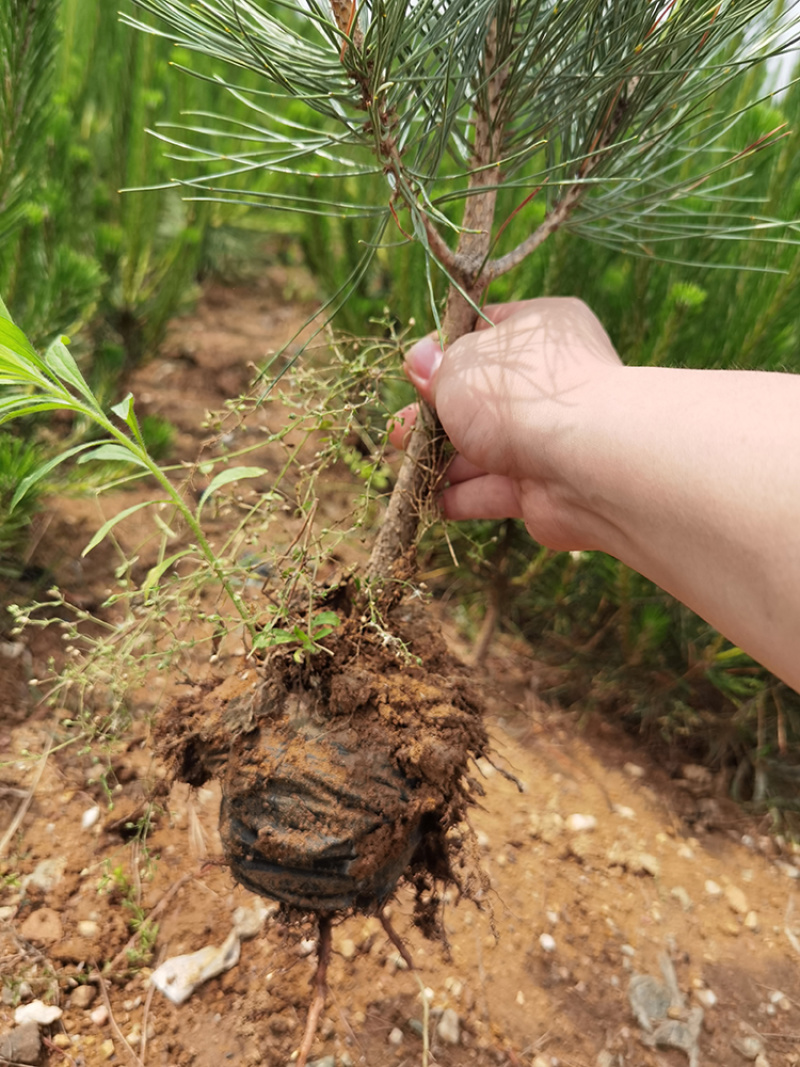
[[123, 0, 799, 578]]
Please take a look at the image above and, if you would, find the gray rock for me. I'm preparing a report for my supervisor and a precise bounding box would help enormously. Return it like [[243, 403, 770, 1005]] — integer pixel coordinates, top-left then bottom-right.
[[20, 857, 67, 894], [628, 975, 671, 1032], [0, 1022, 42, 1065], [436, 1008, 461, 1046], [643, 1007, 703, 1067]]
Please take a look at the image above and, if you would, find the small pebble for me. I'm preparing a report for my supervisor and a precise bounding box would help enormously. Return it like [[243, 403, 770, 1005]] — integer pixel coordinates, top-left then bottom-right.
[[725, 885, 749, 915], [565, 814, 597, 833], [339, 938, 356, 961], [732, 1033, 765, 1059], [20, 857, 67, 893], [52, 1034, 72, 1049], [77, 920, 100, 939], [539, 933, 557, 953], [636, 853, 660, 878], [436, 1007, 461, 1046], [624, 763, 645, 778], [704, 880, 722, 897], [744, 911, 759, 931], [694, 988, 717, 1008], [232, 901, 275, 939], [613, 805, 636, 820], [388, 1027, 404, 1046], [82, 805, 101, 830], [90, 1005, 109, 1026], [671, 886, 692, 911], [100, 1038, 115, 1059], [620, 944, 636, 957], [70, 985, 97, 1010]]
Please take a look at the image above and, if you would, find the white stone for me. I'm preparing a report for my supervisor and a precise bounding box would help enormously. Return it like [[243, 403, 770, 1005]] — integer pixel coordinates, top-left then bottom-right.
[[539, 933, 557, 953], [565, 814, 597, 833], [90, 1006, 109, 1026], [14, 1000, 63, 1025], [623, 763, 645, 778], [694, 988, 717, 1008], [704, 879, 722, 897], [388, 1027, 403, 1046], [613, 805, 636, 820], [232, 901, 276, 940], [150, 929, 240, 1006], [77, 920, 99, 938], [82, 805, 101, 830]]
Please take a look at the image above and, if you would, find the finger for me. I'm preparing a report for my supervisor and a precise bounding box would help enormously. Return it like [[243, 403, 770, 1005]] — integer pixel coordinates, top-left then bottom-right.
[[387, 403, 418, 449], [444, 454, 486, 485], [473, 301, 541, 331], [404, 336, 442, 401], [440, 474, 524, 523]]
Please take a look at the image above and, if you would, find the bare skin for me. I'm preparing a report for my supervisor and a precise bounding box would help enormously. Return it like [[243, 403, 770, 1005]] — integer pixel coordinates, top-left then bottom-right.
[[390, 298, 800, 692]]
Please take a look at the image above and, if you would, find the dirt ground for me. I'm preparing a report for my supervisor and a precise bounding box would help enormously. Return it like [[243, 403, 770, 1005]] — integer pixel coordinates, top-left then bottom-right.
[[3, 280, 800, 1067]]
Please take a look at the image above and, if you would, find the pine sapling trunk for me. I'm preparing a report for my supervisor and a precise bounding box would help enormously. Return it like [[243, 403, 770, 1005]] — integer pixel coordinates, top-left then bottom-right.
[[366, 21, 506, 583]]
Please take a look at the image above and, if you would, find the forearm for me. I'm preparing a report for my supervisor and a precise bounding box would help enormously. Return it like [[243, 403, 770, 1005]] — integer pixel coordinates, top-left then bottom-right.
[[569, 366, 800, 689]]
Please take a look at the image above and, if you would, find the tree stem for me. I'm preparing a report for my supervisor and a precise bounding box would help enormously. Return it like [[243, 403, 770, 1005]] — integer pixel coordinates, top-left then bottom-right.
[[366, 19, 506, 584]]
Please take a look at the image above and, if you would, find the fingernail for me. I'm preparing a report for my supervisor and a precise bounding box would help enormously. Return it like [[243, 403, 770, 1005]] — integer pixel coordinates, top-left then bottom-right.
[[406, 336, 443, 384]]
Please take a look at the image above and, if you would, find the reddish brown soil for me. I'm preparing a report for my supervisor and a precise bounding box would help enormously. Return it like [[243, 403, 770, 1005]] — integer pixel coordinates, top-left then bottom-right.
[[3, 280, 800, 1067]]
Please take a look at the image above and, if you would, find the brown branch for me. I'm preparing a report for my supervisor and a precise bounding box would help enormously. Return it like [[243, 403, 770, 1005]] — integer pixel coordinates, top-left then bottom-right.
[[487, 73, 638, 283], [485, 185, 581, 281]]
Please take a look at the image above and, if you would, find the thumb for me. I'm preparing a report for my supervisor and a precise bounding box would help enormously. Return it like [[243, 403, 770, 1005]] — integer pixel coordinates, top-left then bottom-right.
[[404, 335, 443, 403]]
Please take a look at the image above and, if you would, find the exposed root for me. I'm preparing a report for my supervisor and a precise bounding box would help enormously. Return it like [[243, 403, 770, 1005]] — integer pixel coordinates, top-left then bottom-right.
[[295, 916, 332, 1067], [380, 909, 415, 971]]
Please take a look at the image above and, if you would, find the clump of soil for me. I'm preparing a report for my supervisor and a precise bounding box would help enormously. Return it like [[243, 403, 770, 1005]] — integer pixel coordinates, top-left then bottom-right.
[[156, 582, 489, 927]]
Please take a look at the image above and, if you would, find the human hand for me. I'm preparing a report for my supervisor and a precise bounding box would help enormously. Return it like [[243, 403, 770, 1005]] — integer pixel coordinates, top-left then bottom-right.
[[389, 298, 624, 551]]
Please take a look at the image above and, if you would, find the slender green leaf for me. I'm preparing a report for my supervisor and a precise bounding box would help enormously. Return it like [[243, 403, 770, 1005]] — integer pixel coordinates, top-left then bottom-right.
[[10, 441, 101, 511], [0, 398, 81, 424], [142, 549, 193, 597], [44, 337, 97, 404], [81, 499, 167, 556], [77, 443, 150, 469], [196, 465, 269, 514]]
